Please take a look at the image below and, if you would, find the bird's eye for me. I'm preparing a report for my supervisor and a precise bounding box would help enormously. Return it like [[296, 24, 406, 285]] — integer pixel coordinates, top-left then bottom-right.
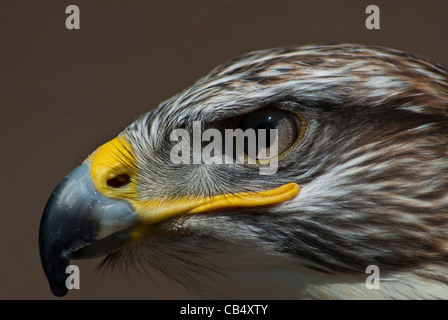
[[238, 108, 302, 161]]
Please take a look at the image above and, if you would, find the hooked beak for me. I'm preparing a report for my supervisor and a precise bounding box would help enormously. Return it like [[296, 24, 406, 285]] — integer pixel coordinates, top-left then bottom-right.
[[38, 162, 137, 297], [39, 136, 299, 297]]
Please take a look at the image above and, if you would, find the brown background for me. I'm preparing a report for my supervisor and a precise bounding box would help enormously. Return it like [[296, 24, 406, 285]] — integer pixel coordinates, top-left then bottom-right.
[[1, 0, 447, 299]]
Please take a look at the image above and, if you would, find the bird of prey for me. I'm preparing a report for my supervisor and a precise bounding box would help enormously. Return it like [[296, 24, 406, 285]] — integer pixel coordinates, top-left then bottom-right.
[[39, 44, 448, 299]]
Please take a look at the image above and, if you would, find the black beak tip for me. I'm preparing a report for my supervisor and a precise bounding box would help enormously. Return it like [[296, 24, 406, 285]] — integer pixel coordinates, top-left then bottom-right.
[[38, 249, 70, 297], [39, 223, 71, 297], [49, 276, 69, 297]]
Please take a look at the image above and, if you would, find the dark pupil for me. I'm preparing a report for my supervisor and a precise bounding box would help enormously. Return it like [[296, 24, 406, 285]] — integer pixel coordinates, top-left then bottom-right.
[[243, 118, 277, 156], [256, 120, 276, 149]]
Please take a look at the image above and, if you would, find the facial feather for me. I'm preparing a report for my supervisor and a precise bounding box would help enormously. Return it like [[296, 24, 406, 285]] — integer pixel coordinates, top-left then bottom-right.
[[103, 43, 448, 298]]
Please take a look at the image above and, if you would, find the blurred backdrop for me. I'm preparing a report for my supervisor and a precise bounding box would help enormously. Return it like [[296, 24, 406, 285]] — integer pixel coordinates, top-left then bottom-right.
[[1, 0, 447, 299]]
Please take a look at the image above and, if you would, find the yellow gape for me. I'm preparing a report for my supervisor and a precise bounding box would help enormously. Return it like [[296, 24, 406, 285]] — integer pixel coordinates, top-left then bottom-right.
[[89, 136, 300, 229]]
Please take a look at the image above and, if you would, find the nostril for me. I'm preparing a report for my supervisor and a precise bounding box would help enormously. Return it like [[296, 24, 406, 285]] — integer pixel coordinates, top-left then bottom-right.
[[107, 174, 131, 188]]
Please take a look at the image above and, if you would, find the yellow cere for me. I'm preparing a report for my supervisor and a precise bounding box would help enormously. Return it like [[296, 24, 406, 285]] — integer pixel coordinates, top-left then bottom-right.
[[88, 136, 136, 199]]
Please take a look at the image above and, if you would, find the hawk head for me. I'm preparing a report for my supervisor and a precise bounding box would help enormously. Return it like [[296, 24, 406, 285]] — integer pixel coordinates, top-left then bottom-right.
[[39, 44, 448, 299]]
